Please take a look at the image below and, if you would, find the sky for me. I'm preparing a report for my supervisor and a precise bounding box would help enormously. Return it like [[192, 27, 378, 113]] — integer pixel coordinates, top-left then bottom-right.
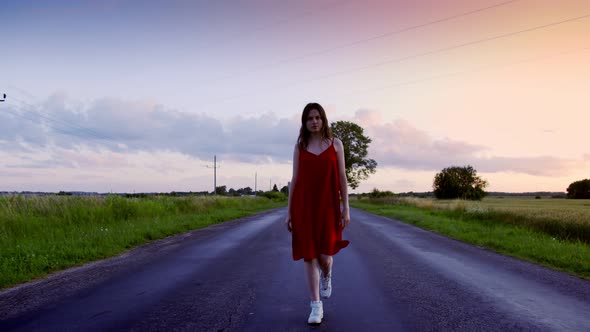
[[1, 0, 589, 194]]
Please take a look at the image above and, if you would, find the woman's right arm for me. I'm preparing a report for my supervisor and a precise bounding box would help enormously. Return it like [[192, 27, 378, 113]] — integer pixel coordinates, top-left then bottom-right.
[[285, 144, 299, 232]]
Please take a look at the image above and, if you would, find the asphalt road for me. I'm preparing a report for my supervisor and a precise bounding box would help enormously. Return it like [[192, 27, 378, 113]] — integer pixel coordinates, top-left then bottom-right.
[[1, 207, 590, 331]]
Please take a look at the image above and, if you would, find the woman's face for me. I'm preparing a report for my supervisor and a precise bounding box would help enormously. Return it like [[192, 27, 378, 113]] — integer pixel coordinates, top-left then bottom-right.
[[306, 109, 323, 133]]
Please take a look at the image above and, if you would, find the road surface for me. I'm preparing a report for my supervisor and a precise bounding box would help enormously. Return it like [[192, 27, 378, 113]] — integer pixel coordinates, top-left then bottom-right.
[[1, 207, 589, 331]]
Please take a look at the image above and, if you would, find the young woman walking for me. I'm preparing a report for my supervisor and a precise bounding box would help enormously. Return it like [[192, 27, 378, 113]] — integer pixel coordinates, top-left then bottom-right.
[[285, 102, 350, 325]]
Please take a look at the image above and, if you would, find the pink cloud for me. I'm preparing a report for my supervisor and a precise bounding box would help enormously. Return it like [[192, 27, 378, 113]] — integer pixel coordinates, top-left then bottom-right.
[[350, 109, 587, 177]]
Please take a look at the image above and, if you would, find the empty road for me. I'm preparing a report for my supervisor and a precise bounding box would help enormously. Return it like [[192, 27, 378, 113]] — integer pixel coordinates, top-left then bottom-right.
[[1, 207, 589, 331]]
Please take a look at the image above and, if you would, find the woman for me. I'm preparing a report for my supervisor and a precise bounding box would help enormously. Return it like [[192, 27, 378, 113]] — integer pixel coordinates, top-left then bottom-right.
[[285, 102, 350, 325]]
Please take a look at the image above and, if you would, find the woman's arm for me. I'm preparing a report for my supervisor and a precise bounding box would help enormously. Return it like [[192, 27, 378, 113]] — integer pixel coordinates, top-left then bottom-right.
[[334, 138, 350, 228], [285, 143, 300, 232]]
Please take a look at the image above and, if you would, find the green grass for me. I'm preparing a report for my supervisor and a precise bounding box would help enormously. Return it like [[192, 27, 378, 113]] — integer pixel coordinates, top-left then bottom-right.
[[351, 198, 590, 280], [0, 195, 286, 290]]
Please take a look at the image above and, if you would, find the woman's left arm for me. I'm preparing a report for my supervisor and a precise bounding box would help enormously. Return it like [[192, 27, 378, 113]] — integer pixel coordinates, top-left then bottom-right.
[[334, 138, 350, 228]]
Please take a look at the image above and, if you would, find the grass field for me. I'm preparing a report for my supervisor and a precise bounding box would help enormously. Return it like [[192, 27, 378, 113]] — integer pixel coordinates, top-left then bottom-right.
[[351, 197, 590, 280], [0, 194, 285, 290]]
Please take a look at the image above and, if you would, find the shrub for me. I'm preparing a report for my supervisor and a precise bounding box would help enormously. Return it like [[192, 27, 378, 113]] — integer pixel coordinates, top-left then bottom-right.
[[259, 191, 287, 201], [369, 188, 396, 198]]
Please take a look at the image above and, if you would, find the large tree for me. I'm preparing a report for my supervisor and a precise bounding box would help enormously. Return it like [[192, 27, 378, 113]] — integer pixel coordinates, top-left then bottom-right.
[[433, 165, 488, 200], [566, 179, 590, 199], [330, 121, 377, 189]]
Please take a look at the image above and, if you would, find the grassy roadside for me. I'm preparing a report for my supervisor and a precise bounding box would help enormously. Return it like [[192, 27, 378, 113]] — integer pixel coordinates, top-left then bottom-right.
[[0, 195, 286, 290], [351, 199, 590, 280]]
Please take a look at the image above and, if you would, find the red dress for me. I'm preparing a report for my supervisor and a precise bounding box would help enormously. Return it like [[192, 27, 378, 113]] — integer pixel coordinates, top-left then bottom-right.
[[291, 138, 350, 261]]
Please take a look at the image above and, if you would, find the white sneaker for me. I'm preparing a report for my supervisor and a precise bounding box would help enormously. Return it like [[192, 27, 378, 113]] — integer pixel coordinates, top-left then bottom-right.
[[320, 269, 332, 299], [307, 300, 323, 325]]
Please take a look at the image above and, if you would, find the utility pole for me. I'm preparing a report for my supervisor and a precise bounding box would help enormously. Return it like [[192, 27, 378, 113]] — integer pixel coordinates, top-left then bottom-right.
[[204, 155, 220, 195], [255, 172, 257, 195], [214, 155, 217, 195]]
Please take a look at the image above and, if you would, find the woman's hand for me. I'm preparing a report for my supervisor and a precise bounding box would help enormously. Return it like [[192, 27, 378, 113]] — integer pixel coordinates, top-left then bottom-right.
[[285, 214, 292, 233], [341, 208, 350, 229]]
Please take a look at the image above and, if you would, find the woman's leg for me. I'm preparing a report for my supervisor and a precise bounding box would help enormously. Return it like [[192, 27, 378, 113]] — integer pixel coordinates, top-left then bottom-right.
[[318, 254, 333, 298], [304, 259, 320, 301], [318, 254, 333, 276]]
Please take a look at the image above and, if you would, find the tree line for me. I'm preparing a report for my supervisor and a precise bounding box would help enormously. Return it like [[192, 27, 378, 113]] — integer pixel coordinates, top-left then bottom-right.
[[131, 120, 587, 201]]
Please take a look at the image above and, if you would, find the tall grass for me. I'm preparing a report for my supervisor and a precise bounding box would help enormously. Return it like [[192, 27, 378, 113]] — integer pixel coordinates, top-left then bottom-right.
[[362, 197, 590, 243], [0, 195, 285, 290], [351, 198, 590, 280]]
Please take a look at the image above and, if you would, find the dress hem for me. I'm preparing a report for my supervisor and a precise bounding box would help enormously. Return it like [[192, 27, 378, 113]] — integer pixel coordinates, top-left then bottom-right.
[[291, 241, 350, 261]]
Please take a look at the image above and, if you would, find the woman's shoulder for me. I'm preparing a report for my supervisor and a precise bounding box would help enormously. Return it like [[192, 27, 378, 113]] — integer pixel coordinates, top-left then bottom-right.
[[332, 137, 344, 154]]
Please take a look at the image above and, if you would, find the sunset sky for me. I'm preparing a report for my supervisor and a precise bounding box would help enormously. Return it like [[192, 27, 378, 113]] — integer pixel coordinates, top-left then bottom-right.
[[1, 0, 589, 194]]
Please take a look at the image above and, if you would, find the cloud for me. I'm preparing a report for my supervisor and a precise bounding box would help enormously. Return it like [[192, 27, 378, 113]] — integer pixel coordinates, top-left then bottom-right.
[[352, 109, 587, 177], [4, 96, 586, 177], [3, 94, 298, 163], [357, 114, 488, 171], [224, 112, 299, 163], [0, 104, 50, 147], [474, 156, 586, 176]]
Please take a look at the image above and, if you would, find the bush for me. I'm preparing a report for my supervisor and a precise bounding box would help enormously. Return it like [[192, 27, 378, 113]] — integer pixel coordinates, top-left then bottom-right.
[[369, 188, 396, 198], [259, 191, 287, 201]]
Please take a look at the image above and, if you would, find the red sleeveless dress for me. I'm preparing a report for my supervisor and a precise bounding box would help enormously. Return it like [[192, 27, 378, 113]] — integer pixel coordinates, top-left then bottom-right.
[[291, 139, 350, 261]]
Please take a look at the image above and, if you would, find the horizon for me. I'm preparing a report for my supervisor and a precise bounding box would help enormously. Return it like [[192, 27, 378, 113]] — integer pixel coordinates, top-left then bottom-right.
[[2, 0, 589, 194], [0, 189, 570, 196]]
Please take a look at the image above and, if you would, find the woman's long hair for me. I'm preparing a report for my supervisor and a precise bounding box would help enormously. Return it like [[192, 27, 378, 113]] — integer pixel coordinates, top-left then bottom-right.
[[297, 102, 332, 150]]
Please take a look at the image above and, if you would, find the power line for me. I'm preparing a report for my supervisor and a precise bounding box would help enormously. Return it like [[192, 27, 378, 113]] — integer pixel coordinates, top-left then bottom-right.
[[278, 13, 590, 90], [204, 0, 520, 86], [340, 46, 590, 99], [6, 95, 116, 142], [190, 0, 354, 86], [1, 98, 117, 144], [201, 0, 352, 48], [2, 102, 111, 143], [202, 12, 590, 107]]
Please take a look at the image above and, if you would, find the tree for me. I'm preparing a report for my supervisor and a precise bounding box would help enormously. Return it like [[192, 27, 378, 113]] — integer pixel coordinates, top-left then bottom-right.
[[215, 185, 227, 196], [433, 165, 488, 200], [330, 121, 377, 189], [280, 185, 289, 196], [236, 187, 253, 196], [272, 184, 279, 192], [566, 179, 590, 199]]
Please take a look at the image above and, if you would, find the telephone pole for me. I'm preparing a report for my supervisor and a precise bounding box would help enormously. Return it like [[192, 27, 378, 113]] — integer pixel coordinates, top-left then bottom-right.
[[204, 155, 220, 195]]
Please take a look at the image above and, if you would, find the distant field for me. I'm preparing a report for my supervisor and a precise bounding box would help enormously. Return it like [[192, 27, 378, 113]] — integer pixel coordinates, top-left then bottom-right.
[[351, 197, 590, 279], [0, 194, 285, 290], [361, 196, 590, 243]]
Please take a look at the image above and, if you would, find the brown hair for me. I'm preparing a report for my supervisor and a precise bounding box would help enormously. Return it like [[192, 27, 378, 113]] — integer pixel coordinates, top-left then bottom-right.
[[297, 102, 332, 149]]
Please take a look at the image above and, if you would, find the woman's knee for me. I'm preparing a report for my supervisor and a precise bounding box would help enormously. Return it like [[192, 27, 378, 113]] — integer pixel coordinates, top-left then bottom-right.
[[319, 255, 332, 267]]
